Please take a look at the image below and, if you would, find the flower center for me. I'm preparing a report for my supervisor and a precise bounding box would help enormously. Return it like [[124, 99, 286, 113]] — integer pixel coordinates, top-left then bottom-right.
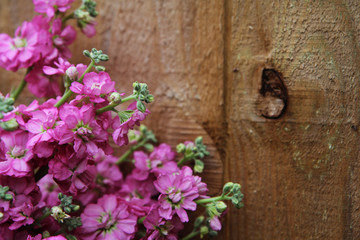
[[13, 37, 27, 49], [167, 187, 182, 204], [98, 212, 117, 232], [9, 146, 26, 159], [91, 82, 102, 90]]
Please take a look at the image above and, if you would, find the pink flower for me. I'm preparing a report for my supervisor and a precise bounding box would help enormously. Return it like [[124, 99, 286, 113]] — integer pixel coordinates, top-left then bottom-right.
[[0, 16, 53, 72], [55, 103, 108, 157], [209, 216, 222, 231], [25, 107, 58, 158], [154, 166, 199, 222], [0, 130, 33, 177], [142, 206, 183, 240], [33, 0, 75, 18], [25, 63, 62, 98], [132, 145, 179, 180], [51, 19, 76, 59], [80, 195, 137, 240], [112, 102, 150, 146], [70, 72, 115, 103]]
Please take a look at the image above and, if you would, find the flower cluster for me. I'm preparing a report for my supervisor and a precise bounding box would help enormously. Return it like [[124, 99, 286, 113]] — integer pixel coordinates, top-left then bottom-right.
[[0, 1, 244, 240]]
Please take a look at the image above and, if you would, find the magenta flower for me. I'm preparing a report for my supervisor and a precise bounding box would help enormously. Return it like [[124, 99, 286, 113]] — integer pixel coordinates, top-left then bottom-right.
[[80, 195, 137, 240], [154, 166, 199, 222], [133, 146, 179, 180], [0, 16, 53, 72], [0, 130, 33, 177], [25, 107, 58, 158], [33, 0, 75, 18], [51, 19, 76, 59], [70, 72, 115, 103], [142, 206, 183, 240], [55, 103, 108, 157], [112, 103, 150, 146]]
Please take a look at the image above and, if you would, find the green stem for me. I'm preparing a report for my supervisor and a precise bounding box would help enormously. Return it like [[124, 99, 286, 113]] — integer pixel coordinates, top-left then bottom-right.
[[54, 60, 95, 108], [116, 137, 148, 165], [195, 195, 226, 205], [62, 13, 75, 23], [95, 95, 136, 115], [11, 68, 31, 100], [180, 231, 200, 240]]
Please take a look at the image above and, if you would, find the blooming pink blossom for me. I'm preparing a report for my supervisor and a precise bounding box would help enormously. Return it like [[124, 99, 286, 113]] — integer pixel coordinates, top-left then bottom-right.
[[33, 0, 75, 18], [112, 102, 150, 146], [0, 16, 53, 72], [154, 166, 199, 222], [51, 19, 76, 59], [142, 206, 183, 240], [70, 72, 115, 103], [0, 130, 33, 177], [80, 195, 137, 240]]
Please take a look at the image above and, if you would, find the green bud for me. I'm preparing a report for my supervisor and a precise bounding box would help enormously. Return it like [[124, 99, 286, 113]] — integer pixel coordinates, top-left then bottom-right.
[[215, 201, 227, 213], [108, 92, 122, 104], [136, 101, 146, 113], [145, 94, 154, 103], [195, 136, 203, 145], [72, 205, 80, 212], [64, 206, 71, 213], [51, 206, 70, 223], [208, 230, 218, 237], [194, 216, 205, 228], [83, 50, 91, 57], [200, 226, 209, 237], [140, 124, 147, 133], [133, 82, 140, 92], [194, 159, 204, 173], [99, 54, 109, 61], [4, 194, 13, 201], [232, 183, 241, 193], [176, 143, 186, 153], [95, 65, 106, 72], [42, 231, 50, 238], [0, 119, 19, 131], [144, 143, 154, 152], [66, 235, 78, 240], [222, 182, 234, 195]]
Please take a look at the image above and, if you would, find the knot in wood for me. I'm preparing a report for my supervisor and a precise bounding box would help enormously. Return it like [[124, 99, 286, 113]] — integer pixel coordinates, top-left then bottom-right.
[[257, 69, 288, 119]]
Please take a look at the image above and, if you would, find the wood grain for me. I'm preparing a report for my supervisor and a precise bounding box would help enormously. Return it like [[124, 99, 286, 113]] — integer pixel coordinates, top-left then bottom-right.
[[1, 0, 360, 239]]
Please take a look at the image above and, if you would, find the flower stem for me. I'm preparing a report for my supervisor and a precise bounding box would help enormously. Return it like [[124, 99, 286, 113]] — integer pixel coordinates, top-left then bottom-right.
[[54, 60, 95, 108], [95, 95, 136, 115], [116, 137, 148, 165], [62, 13, 75, 23], [180, 231, 200, 240], [137, 216, 146, 225], [11, 68, 31, 100], [195, 195, 226, 204]]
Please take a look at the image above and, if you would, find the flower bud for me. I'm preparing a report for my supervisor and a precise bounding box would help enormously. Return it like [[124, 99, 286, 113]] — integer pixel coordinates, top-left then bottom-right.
[[108, 92, 122, 104], [0, 119, 19, 131], [222, 182, 234, 195], [83, 50, 91, 57], [95, 65, 106, 72], [200, 226, 209, 236], [194, 216, 205, 228], [136, 101, 146, 113], [144, 143, 154, 152], [65, 66, 78, 82], [51, 206, 70, 223], [215, 201, 227, 213], [4, 193, 13, 201], [176, 143, 186, 153], [72, 205, 80, 212], [194, 159, 204, 173]]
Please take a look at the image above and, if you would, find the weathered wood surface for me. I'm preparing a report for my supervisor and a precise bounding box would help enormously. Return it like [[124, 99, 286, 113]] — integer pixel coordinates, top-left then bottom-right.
[[1, 0, 360, 239]]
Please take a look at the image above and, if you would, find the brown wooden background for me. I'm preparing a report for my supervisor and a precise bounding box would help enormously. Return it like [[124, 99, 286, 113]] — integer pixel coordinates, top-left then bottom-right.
[[1, 0, 360, 239]]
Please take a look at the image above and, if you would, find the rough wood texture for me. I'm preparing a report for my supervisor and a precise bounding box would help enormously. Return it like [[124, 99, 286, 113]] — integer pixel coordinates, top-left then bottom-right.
[[1, 0, 360, 239]]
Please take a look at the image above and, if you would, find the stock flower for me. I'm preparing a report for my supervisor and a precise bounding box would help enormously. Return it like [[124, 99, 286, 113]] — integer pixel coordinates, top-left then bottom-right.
[[0, 16, 53, 72], [0, 131, 33, 177], [55, 103, 108, 157], [80, 195, 137, 240], [70, 72, 115, 103], [142, 207, 183, 240], [112, 103, 150, 146], [51, 19, 76, 59], [25, 107, 58, 158], [33, 0, 75, 18], [133, 144, 178, 180], [154, 166, 199, 222]]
